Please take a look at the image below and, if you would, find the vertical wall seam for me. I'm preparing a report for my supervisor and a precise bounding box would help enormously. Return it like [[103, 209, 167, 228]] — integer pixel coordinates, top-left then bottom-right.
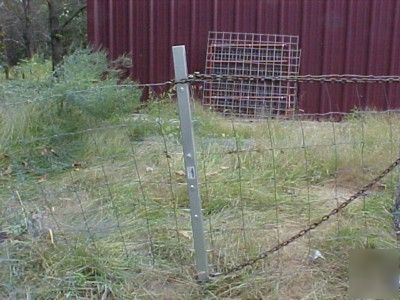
[[317, 0, 328, 113]]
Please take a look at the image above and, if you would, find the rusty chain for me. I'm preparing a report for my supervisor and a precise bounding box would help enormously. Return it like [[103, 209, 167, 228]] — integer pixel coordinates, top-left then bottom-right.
[[209, 156, 400, 277], [170, 73, 400, 85], [191, 73, 400, 84]]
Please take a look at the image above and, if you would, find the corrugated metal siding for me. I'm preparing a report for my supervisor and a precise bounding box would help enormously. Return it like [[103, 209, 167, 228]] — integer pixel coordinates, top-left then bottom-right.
[[87, 0, 400, 114]]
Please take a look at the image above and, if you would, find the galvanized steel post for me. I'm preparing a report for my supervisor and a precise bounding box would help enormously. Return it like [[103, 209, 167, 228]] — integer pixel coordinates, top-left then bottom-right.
[[172, 45, 209, 282]]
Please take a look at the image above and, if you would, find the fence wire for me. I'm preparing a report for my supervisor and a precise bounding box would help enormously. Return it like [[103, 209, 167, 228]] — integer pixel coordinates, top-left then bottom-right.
[[1, 75, 400, 298]]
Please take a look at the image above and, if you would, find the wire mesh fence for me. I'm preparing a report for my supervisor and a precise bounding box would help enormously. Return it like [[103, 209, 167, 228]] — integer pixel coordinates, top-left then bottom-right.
[[1, 73, 400, 298]]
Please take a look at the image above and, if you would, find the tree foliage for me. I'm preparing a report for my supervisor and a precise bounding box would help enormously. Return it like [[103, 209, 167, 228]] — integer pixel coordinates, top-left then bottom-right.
[[0, 0, 87, 72]]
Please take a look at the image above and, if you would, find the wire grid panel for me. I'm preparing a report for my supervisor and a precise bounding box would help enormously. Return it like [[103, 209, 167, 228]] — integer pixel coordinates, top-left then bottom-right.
[[203, 31, 301, 118]]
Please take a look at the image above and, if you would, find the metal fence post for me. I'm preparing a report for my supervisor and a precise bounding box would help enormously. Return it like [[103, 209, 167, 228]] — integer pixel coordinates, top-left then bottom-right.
[[172, 45, 209, 282]]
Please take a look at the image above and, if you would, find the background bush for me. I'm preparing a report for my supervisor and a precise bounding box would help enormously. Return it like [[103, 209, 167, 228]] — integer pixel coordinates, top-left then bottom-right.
[[0, 49, 141, 175]]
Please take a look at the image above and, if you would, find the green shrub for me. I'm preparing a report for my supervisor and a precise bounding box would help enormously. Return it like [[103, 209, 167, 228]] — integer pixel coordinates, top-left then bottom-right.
[[0, 49, 141, 175]]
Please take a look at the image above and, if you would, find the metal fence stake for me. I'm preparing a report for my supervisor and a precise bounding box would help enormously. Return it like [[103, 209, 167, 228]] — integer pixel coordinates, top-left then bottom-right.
[[172, 45, 209, 282]]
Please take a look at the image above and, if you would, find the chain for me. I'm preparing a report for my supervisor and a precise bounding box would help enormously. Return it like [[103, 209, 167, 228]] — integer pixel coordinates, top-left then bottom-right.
[[193, 73, 400, 83], [50, 73, 396, 89], [209, 156, 400, 277], [188, 73, 400, 84]]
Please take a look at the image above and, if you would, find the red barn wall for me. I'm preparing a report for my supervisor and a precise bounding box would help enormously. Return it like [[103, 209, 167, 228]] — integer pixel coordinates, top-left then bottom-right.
[[87, 0, 400, 114]]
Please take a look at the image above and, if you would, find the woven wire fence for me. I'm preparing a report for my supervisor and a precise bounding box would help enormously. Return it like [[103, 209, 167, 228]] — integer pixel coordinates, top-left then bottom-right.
[[1, 79, 400, 298]]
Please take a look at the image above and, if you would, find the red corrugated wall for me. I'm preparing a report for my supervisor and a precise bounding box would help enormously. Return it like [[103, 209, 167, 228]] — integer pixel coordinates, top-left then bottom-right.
[[87, 0, 400, 114]]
